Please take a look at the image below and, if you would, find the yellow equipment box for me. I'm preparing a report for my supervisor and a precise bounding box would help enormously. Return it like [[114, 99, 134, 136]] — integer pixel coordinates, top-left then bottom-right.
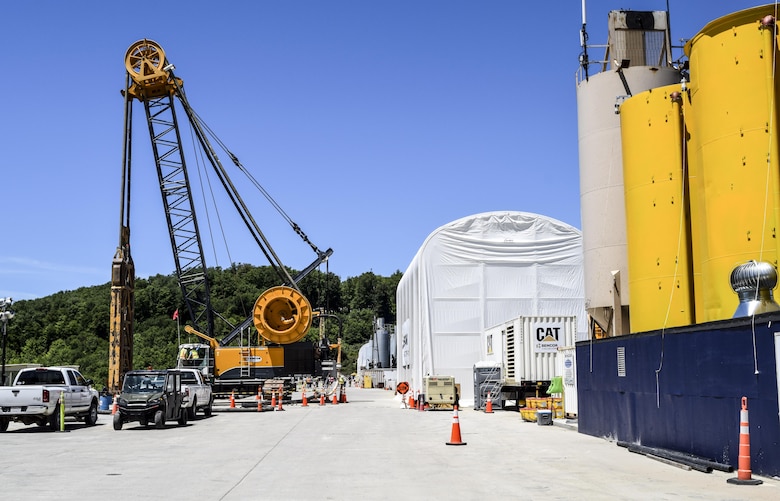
[[423, 376, 458, 409]]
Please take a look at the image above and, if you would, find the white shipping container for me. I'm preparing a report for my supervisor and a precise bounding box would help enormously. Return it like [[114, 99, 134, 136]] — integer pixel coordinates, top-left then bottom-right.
[[481, 316, 577, 383]]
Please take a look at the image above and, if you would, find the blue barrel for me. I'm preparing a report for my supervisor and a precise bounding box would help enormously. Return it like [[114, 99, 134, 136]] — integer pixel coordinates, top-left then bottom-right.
[[99, 395, 111, 411]]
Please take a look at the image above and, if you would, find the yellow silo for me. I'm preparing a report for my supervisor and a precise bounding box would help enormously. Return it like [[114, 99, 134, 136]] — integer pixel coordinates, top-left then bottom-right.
[[620, 84, 694, 332], [684, 5, 780, 322]]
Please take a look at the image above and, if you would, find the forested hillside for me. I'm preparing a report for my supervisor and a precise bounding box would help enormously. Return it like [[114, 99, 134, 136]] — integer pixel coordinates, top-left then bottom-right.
[[1, 264, 401, 389]]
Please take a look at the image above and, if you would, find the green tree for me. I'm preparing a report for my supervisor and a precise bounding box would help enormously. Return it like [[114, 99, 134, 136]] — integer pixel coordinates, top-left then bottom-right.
[[2, 263, 401, 388]]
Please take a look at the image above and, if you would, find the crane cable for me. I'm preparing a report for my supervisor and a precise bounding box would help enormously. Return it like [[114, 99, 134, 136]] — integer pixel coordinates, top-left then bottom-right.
[[186, 106, 323, 255], [170, 76, 297, 286], [187, 118, 233, 271]]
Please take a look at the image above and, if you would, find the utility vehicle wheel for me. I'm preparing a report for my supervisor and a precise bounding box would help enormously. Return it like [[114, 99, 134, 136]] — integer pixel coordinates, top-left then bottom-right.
[[178, 408, 188, 426], [0, 418, 9, 432], [187, 397, 197, 420], [154, 409, 165, 429], [85, 401, 98, 426], [47, 405, 60, 431], [113, 413, 123, 431]]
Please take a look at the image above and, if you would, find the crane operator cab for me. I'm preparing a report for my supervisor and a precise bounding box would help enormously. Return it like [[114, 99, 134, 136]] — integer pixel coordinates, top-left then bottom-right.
[[177, 343, 211, 376]]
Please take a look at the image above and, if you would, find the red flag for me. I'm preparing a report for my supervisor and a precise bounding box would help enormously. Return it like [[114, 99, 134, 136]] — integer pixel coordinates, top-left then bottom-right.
[[172, 309, 179, 320]]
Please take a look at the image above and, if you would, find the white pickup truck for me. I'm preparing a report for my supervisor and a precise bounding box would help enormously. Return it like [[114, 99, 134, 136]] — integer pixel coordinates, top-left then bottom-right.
[[180, 368, 213, 419], [0, 366, 99, 432]]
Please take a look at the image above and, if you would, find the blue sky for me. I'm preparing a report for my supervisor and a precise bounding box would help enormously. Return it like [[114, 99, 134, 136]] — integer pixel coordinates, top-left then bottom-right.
[[0, 1, 766, 300]]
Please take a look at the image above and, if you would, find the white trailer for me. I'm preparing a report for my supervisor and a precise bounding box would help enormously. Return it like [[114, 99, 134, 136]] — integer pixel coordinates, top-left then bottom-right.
[[476, 316, 577, 409]]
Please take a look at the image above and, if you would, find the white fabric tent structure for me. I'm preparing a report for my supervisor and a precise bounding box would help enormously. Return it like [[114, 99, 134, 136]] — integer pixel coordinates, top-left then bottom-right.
[[395, 211, 586, 407], [357, 341, 375, 371]]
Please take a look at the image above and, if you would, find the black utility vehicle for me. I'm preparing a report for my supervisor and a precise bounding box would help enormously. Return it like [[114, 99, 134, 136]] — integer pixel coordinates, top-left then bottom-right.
[[113, 370, 188, 430]]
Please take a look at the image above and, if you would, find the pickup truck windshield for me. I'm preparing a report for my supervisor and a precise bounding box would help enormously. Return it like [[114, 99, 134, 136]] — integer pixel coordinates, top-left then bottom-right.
[[16, 370, 66, 385]]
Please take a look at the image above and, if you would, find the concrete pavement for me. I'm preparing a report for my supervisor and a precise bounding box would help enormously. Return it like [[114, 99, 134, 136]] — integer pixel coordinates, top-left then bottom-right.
[[1, 387, 778, 500]]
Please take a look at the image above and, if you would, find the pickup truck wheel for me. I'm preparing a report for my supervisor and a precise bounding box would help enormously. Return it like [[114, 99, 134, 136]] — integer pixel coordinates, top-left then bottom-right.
[[85, 400, 98, 426], [113, 413, 123, 430], [47, 405, 60, 431], [204, 398, 213, 417], [154, 409, 165, 429], [0, 418, 8, 432], [187, 397, 197, 420]]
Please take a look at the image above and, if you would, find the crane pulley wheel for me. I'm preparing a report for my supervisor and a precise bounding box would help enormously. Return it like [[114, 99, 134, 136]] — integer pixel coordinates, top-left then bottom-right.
[[125, 39, 166, 81], [253, 286, 313, 344], [124, 39, 177, 99]]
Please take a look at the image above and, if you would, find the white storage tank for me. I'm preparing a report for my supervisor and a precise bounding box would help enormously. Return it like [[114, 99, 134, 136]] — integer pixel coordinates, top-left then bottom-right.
[[577, 10, 682, 337], [376, 318, 390, 369]]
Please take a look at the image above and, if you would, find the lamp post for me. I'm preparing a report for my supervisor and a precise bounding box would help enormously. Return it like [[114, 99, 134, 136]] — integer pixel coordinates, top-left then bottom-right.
[[0, 297, 14, 386]]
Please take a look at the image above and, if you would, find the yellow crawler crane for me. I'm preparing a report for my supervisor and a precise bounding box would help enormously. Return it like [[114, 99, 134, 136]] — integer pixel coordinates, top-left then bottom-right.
[[111, 39, 333, 396], [181, 286, 313, 383]]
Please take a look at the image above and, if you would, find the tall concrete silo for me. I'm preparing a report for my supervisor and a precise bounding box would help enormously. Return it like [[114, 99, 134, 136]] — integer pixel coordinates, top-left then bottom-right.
[[577, 9, 681, 337]]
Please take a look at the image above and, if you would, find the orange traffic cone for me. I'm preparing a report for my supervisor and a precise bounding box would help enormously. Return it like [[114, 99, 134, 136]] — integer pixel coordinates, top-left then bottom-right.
[[257, 393, 263, 412], [485, 393, 494, 413], [319, 393, 325, 406], [277, 392, 284, 411], [271, 390, 276, 409], [302, 387, 308, 407], [445, 405, 467, 446], [111, 394, 118, 415], [229, 391, 236, 409], [728, 397, 763, 485], [332, 392, 338, 405], [340, 388, 348, 403], [409, 393, 416, 410]]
